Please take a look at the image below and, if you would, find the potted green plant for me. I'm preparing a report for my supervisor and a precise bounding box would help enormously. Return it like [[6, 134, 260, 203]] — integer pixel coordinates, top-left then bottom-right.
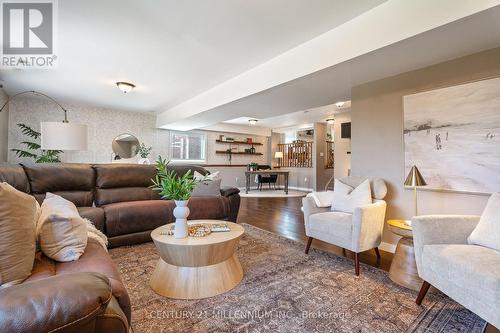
[[137, 142, 152, 164], [247, 162, 258, 171], [150, 157, 203, 238], [11, 123, 63, 163]]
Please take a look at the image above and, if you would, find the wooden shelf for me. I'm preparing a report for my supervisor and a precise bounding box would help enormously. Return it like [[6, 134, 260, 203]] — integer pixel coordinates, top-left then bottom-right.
[[215, 150, 263, 156], [216, 140, 263, 146]]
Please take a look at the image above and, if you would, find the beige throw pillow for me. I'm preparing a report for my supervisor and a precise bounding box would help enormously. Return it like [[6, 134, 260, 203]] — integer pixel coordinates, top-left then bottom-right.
[[468, 192, 500, 251], [0, 183, 38, 287], [331, 179, 372, 213], [38, 193, 88, 262], [192, 171, 221, 196]]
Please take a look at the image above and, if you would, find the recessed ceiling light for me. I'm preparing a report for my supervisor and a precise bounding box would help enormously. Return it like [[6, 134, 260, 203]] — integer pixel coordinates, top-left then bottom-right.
[[116, 81, 135, 93], [248, 119, 258, 126], [326, 118, 334, 124], [335, 101, 345, 108]]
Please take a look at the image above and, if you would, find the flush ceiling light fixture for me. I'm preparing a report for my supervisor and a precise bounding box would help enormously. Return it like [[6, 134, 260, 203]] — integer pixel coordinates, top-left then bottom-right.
[[326, 118, 335, 124], [335, 101, 345, 108], [0, 90, 87, 151], [248, 119, 258, 126], [116, 81, 136, 93]]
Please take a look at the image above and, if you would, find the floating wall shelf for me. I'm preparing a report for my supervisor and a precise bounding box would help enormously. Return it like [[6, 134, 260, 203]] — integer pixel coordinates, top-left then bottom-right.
[[215, 140, 263, 146]]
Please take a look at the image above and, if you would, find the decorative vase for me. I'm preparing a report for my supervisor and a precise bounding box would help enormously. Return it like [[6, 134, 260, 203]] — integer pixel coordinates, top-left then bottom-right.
[[138, 157, 150, 164], [173, 200, 190, 238]]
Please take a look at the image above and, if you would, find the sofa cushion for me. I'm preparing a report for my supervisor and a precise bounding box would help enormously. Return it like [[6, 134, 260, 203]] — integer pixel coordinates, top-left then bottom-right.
[[22, 163, 95, 206], [103, 200, 175, 237], [0, 183, 38, 286], [26, 239, 131, 324], [468, 192, 500, 251], [38, 193, 88, 262], [93, 164, 159, 205], [0, 163, 30, 193], [422, 244, 500, 307], [103, 197, 231, 237], [308, 211, 353, 249], [77, 206, 105, 232]]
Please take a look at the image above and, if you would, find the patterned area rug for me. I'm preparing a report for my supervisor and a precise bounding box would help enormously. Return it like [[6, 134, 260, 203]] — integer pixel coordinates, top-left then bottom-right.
[[109, 224, 486, 333]]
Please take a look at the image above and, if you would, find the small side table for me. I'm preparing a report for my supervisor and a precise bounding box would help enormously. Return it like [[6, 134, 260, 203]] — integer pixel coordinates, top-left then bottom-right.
[[387, 219, 423, 291]]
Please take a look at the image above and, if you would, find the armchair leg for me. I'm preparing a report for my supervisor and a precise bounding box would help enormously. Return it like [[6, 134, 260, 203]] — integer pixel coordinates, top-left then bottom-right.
[[374, 247, 381, 259], [416, 281, 431, 305], [305, 237, 313, 254], [354, 252, 360, 276]]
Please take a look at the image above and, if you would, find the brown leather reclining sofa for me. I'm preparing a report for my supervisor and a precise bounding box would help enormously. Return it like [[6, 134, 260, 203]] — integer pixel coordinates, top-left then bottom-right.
[[0, 162, 240, 333]]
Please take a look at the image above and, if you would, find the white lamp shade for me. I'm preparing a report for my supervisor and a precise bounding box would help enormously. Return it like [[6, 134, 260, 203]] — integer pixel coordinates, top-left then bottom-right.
[[41, 122, 88, 150], [274, 151, 283, 158]]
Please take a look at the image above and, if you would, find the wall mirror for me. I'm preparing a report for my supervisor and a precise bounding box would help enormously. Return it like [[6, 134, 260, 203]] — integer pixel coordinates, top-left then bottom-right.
[[112, 133, 139, 159]]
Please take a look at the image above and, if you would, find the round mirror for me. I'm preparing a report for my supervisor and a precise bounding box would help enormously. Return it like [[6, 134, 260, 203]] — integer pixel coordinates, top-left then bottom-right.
[[112, 133, 140, 159]]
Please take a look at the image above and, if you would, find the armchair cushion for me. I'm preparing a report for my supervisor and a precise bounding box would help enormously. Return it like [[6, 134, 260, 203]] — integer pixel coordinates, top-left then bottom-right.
[[421, 244, 500, 327], [332, 179, 372, 213], [308, 211, 353, 250], [468, 192, 500, 251]]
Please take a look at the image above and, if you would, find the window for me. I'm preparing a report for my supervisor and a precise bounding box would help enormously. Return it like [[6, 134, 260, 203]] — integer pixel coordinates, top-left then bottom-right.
[[169, 131, 206, 162]]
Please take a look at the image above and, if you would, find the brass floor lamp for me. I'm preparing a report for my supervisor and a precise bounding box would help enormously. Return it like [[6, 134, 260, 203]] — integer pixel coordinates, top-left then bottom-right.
[[404, 165, 427, 216]]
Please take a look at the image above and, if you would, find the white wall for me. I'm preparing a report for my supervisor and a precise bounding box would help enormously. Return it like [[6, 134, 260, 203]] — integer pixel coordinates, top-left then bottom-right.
[[351, 47, 500, 246], [0, 89, 8, 162], [333, 111, 351, 179]]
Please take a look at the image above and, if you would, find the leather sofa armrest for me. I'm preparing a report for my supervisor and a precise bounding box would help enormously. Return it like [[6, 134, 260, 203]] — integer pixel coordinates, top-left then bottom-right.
[[0, 272, 113, 333], [95, 296, 129, 333], [220, 186, 240, 197]]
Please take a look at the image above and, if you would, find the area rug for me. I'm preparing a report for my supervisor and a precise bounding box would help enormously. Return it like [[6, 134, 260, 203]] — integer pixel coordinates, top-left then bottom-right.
[[109, 224, 486, 333]]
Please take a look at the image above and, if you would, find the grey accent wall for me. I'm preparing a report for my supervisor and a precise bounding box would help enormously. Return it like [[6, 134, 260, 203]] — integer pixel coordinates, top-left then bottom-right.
[[0, 89, 8, 162], [351, 47, 500, 245]]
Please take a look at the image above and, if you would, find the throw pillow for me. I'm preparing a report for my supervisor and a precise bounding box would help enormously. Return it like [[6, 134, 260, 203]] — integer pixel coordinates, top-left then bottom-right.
[[192, 170, 222, 196], [0, 183, 38, 287], [468, 192, 500, 251], [307, 191, 335, 207], [331, 179, 372, 213], [38, 193, 88, 262]]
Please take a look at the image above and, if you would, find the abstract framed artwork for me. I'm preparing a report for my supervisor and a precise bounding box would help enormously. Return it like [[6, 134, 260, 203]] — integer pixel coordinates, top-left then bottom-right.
[[403, 76, 500, 194]]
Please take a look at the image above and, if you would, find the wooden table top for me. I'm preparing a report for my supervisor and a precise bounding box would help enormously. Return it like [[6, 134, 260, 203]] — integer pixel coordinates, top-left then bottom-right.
[[245, 170, 290, 174], [151, 220, 244, 246], [387, 219, 412, 231]]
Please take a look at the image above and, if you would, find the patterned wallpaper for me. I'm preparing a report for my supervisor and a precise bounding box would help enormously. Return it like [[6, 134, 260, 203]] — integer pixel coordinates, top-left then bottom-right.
[[7, 95, 269, 165]]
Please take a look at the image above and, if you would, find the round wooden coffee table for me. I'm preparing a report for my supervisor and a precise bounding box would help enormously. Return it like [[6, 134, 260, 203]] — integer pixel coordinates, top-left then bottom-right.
[[150, 220, 244, 299], [387, 219, 423, 291]]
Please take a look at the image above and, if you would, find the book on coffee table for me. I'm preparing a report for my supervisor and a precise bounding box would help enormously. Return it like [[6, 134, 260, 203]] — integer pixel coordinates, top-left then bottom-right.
[[211, 223, 231, 232]]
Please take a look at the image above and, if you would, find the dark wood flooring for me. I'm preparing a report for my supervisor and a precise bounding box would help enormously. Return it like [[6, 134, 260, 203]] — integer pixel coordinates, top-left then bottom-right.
[[237, 196, 393, 271], [237, 196, 499, 333]]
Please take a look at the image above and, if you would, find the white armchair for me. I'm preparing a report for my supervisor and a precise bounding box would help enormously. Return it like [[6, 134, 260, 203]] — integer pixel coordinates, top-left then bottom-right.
[[302, 176, 387, 275], [412, 215, 500, 329]]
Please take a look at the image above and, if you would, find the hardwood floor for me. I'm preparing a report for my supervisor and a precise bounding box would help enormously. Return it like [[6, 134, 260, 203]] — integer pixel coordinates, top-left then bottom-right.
[[237, 196, 393, 272], [237, 196, 499, 333]]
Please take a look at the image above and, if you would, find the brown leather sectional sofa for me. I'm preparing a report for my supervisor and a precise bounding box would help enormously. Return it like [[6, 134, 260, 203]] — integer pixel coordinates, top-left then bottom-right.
[[0, 162, 241, 333]]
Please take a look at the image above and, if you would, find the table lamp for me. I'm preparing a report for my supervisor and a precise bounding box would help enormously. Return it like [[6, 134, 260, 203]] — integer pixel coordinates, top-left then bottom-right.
[[404, 165, 427, 216], [274, 151, 283, 168]]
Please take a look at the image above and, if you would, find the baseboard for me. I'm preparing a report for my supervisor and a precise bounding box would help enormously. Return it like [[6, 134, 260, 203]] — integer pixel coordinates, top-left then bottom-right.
[[379, 241, 396, 253]]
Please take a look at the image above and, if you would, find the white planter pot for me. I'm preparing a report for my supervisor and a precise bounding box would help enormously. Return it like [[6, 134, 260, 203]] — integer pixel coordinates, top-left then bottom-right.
[[138, 157, 150, 164], [173, 200, 190, 238]]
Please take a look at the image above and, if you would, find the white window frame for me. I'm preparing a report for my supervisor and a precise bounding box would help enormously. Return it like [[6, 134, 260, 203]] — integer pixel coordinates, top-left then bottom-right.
[[169, 131, 207, 164]]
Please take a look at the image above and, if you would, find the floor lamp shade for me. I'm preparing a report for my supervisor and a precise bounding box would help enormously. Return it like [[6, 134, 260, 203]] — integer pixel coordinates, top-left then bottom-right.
[[41, 122, 88, 150], [274, 151, 283, 159], [404, 165, 427, 187]]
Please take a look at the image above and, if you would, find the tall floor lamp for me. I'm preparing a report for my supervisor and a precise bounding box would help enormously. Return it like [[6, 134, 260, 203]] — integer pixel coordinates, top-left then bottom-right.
[[0, 90, 87, 151], [404, 165, 427, 216]]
